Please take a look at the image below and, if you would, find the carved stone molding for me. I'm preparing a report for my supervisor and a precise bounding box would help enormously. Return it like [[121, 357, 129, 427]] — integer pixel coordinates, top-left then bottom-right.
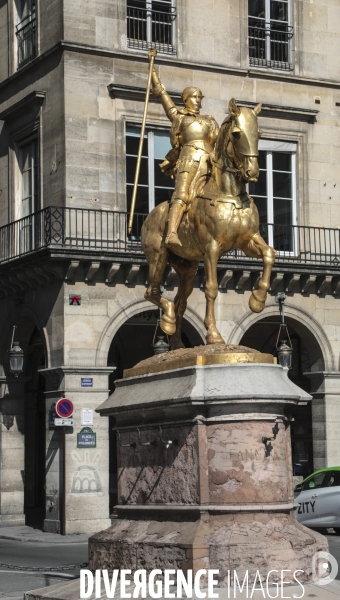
[[235, 100, 318, 124]]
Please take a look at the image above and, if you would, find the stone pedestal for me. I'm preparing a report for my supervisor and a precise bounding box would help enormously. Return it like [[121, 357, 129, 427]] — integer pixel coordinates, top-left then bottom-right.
[[88, 351, 328, 585]]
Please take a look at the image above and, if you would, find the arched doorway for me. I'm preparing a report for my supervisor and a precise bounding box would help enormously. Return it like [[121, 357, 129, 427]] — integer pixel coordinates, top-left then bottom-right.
[[240, 315, 325, 478], [106, 309, 204, 513]]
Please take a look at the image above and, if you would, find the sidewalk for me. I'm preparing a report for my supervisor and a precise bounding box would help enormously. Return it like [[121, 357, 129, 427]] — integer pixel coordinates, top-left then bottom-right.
[[24, 578, 340, 599], [0, 525, 90, 544]]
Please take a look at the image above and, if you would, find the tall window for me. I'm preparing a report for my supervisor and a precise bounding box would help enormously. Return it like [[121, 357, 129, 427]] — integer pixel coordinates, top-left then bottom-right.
[[249, 140, 297, 253], [126, 125, 174, 216], [19, 138, 39, 252], [16, 0, 37, 69], [127, 0, 177, 55], [248, 0, 293, 71]]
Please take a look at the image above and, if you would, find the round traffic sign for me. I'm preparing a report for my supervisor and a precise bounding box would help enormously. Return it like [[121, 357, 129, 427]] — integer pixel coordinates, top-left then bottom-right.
[[56, 398, 74, 418]]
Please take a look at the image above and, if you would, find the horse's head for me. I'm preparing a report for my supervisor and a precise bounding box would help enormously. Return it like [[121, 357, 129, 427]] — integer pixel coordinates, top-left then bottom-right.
[[217, 98, 262, 183]]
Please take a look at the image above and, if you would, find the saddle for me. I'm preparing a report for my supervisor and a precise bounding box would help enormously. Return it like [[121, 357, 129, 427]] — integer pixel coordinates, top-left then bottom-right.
[[198, 175, 250, 209]]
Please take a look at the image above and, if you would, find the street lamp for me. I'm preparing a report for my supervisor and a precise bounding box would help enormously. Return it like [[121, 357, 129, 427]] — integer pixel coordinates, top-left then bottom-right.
[[275, 293, 293, 369], [152, 309, 170, 355], [8, 326, 24, 377]]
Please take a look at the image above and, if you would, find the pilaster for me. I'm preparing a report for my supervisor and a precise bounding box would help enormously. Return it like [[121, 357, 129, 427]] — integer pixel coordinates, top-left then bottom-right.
[[306, 372, 340, 470], [0, 375, 28, 526], [40, 366, 114, 534]]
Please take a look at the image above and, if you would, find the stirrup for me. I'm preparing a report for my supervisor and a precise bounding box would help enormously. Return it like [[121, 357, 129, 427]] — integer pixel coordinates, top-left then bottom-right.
[[165, 232, 182, 247]]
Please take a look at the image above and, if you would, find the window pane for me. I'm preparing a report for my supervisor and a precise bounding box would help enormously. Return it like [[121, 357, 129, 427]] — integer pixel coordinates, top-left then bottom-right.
[[327, 472, 340, 487], [154, 162, 175, 188], [154, 187, 173, 206], [258, 150, 266, 170], [21, 145, 30, 172], [270, 0, 288, 22], [302, 471, 328, 491], [250, 168, 267, 197], [153, 131, 172, 159], [126, 156, 148, 186], [126, 184, 149, 214], [22, 166, 31, 201], [127, 0, 147, 41], [273, 198, 292, 226], [126, 130, 148, 157], [273, 171, 292, 198], [22, 196, 31, 218], [248, 0, 265, 18], [272, 152, 291, 172], [253, 196, 267, 223]]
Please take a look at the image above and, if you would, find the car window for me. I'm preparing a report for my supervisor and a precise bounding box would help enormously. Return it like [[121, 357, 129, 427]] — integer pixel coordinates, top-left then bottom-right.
[[327, 471, 340, 487], [302, 471, 328, 491]]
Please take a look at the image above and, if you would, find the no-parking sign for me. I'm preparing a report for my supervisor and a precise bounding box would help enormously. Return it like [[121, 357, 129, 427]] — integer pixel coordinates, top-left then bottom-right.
[[56, 398, 74, 418]]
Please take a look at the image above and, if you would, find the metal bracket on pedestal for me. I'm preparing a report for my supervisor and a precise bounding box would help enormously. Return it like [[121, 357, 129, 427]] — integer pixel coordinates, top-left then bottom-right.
[[262, 421, 279, 445], [158, 426, 178, 449], [117, 430, 136, 449], [137, 428, 157, 447]]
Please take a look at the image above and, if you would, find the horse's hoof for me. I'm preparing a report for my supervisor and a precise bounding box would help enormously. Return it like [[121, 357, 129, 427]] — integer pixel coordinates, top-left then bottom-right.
[[206, 333, 225, 345], [160, 316, 176, 335], [249, 294, 265, 313]]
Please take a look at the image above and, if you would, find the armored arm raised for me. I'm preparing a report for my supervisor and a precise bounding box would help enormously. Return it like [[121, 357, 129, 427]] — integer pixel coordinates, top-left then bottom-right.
[[149, 51, 176, 121]]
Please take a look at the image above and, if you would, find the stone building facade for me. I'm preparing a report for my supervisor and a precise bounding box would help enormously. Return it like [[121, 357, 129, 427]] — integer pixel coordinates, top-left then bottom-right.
[[0, 0, 339, 533]]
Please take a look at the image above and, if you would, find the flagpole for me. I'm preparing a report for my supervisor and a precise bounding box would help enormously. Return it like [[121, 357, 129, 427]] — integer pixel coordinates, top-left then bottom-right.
[[128, 48, 157, 235]]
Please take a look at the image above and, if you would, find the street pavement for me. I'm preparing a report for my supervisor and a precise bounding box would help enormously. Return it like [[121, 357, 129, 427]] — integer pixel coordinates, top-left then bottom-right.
[[0, 526, 340, 599], [0, 527, 89, 600]]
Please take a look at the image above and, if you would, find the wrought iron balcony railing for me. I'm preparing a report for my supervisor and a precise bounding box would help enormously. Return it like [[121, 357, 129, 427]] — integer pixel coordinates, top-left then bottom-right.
[[0, 207, 339, 269], [248, 17, 293, 71], [16, 13, 37, 68], [127, 0, 176, 55]]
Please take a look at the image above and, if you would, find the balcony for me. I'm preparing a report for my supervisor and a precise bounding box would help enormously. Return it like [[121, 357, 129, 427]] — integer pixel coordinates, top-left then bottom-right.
[[0, 207, 339, 296], [248, 17, 293, 71], [16, 13, 37, 69], [127, 0, 176, 55]]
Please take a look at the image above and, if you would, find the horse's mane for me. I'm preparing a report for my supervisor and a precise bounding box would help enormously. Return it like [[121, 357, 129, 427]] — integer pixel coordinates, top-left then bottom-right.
[[214, 117, 232, 162]]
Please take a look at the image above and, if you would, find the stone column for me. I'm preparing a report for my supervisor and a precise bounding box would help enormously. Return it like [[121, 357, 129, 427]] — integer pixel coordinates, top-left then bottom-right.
[[0, 376, 27, 526], [306, 372, 340, 470], [40, 366, 113, 534]]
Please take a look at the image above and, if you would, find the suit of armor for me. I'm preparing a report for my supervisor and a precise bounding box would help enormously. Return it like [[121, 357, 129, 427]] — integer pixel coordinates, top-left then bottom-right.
[[151, 69, 219, 247]]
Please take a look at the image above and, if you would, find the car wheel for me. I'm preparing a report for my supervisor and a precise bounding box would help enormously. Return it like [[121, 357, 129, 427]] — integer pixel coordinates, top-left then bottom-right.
[[333, 528, 340, 535]]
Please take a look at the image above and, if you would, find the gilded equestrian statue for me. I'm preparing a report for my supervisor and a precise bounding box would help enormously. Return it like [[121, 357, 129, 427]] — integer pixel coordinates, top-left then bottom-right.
[[141, 54, 276, 350]]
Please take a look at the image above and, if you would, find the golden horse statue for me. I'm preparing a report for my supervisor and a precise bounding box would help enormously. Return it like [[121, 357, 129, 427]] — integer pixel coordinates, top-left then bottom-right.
[[141, 99, 276, 350]]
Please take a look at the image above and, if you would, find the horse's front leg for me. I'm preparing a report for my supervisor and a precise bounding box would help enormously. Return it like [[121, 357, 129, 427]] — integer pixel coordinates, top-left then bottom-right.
[[204, 242, 225, 344], [144, 246, 176, 335], [241, 233, 276, 313]]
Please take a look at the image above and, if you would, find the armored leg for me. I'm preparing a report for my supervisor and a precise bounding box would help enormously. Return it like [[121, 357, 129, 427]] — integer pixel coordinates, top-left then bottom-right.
[[165, 199, 185, 247]]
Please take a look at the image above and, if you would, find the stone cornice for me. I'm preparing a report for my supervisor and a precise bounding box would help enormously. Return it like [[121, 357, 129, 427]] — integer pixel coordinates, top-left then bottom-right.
[[107, 83, 182, 104], [0, 251, 340, 299], [0, 40, 340, 97], [0, 90, 46, 121], [235, 100, 318, 123]]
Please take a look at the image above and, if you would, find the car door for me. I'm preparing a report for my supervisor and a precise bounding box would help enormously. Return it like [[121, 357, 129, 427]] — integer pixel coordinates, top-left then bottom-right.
[[294, 470, 328, 526], [317, 470, 340, 528]]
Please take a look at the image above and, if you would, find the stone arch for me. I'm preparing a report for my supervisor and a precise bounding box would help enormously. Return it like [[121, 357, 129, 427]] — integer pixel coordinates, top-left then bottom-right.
[[228, 302, 334, 372], [95, 298, 206, 366]]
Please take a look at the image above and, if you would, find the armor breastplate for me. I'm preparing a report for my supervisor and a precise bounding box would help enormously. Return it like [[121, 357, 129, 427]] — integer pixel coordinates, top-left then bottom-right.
[[179, 116, 213, 145]]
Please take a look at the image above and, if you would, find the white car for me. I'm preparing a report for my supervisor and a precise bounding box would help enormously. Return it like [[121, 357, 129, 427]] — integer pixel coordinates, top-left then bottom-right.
[[294, 467, 340, 532]]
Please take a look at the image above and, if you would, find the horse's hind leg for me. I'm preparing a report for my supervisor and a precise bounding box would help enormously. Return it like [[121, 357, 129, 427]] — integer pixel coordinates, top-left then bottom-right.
[[241, 233, 276, 313], [144, 246, 176, 335], [169, 256, 199, 350]]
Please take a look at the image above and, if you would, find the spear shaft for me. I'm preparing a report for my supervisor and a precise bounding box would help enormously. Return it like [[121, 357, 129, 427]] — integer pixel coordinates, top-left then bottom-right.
[[128, 49, 157, 235]]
